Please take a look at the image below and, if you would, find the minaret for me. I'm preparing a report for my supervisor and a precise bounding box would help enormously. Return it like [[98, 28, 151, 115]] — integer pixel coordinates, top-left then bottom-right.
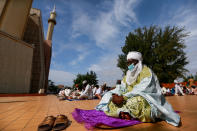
[[46, 5, 56, 40]]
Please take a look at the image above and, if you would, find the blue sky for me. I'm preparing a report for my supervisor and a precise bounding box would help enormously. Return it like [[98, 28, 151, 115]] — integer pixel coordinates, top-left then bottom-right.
[[32, 0, 197, 86]]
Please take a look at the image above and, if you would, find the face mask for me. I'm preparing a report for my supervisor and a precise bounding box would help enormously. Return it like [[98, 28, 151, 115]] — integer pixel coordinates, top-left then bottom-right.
[[128, 64, 135, 71]]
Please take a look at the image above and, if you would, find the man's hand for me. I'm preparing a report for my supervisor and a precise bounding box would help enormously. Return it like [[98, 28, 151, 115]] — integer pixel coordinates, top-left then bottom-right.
[[112, 94, 124, 106]]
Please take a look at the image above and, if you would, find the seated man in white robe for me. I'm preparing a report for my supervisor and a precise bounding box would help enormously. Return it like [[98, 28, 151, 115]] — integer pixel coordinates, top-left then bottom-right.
[[161, 86, 167, 95], [79, 80, 93, 100], [92, 85, 97, 96], [69, 85, 82, 99], [96, 51, 180, 127], [166, 88, 170, 93], [94, 85, 103, 99], [58, 89, 67, 100], [64, 88, 72, 98], [174, 80, 184, 96], [58, 90, 64, 97]]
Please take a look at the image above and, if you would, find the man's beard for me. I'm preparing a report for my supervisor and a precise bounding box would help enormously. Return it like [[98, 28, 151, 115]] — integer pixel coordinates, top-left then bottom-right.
[[126, 61, 143, 85]]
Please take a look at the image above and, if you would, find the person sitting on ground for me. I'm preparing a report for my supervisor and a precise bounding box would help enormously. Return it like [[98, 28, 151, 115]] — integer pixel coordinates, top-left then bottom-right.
[[68, 84, 82, 99], [187, 78, 197, 95], [64, 87, 72, 98], [58, 89, 67, 100], [78, 80, 93, 100], [58, 89, 65, 97], [174, 80, 185, 96], [170, 87, 175, 95], [92, 85, 97, 96], [166, 88, 173, 96], [96, 51, 180, 127], [166, 88, 170, 93], [161, 86, 167, 95], [94, 85, 103, 99], [182, 85, 189, 94]]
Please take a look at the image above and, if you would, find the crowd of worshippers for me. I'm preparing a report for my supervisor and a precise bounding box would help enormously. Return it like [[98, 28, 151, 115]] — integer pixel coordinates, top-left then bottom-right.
[[161, 78, 197, 96], [57, 81, 116, 100]]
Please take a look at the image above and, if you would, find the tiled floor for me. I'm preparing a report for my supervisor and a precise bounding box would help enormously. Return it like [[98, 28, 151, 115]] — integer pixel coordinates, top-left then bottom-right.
[[0, 95, 196, 131]]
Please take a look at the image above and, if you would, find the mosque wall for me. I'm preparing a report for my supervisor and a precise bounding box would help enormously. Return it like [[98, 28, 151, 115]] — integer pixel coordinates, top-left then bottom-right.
[[23, 8, 46, 93], [0, 31, 33, 93], [0, 0, 54, 94], [0, 0, 33, 39], [0, 0, 7, 17]]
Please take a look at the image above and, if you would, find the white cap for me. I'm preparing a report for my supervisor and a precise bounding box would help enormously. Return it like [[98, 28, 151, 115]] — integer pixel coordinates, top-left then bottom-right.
[[127, 51, 143, 61], [82, 80, 87, 84]]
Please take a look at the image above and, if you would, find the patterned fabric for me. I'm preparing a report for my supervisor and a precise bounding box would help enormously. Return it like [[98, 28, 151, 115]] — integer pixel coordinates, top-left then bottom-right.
[[123, 66, 151, 93], [105, 96, 152, 122], [125, 96, 151, 122]]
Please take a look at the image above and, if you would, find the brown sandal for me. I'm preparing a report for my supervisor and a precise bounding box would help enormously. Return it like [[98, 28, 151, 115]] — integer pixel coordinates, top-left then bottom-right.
[[53, 114, 70, 131], [38, 116, 56, 131]]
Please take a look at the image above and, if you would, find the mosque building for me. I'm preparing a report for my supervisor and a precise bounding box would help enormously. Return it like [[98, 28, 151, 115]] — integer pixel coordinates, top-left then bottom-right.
[[0, 0, 56, 93]]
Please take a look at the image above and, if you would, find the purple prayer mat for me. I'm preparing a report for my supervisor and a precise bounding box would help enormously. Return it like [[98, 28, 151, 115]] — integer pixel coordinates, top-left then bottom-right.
[[72, 108, 142, 130]]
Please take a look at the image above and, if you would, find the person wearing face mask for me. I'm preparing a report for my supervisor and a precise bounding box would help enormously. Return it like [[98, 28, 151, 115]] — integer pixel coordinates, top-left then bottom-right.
[[96, 51, 180, 127]]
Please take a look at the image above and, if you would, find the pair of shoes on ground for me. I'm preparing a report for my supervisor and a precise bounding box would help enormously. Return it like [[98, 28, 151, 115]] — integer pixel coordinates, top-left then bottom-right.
[[38, 114, 70, 131]]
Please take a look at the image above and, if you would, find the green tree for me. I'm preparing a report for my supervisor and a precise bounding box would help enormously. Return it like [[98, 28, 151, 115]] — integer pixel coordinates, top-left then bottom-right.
[[48, 80, 58, 93], [73, 71, 98, 90], [117, 25, 189, 83]]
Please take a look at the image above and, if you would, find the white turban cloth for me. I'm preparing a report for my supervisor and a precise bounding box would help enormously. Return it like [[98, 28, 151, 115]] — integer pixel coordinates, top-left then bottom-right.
[[127, 51, 143, 61], [126, 51, 143, 85], [83, 80, 87, 84], [174, 80, 178, 84]]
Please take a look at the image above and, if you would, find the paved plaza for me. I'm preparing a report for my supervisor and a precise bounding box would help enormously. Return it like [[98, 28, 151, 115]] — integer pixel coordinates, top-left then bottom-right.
[[0, 95, 196, 131]]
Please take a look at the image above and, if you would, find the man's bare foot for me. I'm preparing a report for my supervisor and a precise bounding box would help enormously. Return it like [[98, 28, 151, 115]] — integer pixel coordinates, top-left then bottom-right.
[[124, 113, 132, 120], [119, 112, 132, 120]]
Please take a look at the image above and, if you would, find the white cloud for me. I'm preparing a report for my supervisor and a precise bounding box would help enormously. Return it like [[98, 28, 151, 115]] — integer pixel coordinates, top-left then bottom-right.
[[51, 61, 65, 70], [166, 7, 197, 74], [71, 0, 138, 50], [68, 44, 90, 66], [69, 51, 89, 66], [49, 70, 76, 86], [113, 0, 138, 26], [52, 41, 90, 65], [88, 53, 123, 86], [88, 64, 102, 72]]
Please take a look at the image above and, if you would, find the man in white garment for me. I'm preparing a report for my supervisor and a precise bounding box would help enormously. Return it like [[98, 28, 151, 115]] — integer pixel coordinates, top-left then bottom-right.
[[166, 88, 170, 93], [69, 84, 82, 99], [79, 80, 93, 100], [92, 85, 97, 96], [174, 80, 184, 96], [161, 86, 167, 95], [64, 88, 72, 98], [96, 51, 181, 127], [94, 85, 103, 99], [58, 90, 64, 96]]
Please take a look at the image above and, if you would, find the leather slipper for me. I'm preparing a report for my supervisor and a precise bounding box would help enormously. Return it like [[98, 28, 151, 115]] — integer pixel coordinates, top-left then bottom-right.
[[53, 114, 70, 131], [37, 116, 56, 131]]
